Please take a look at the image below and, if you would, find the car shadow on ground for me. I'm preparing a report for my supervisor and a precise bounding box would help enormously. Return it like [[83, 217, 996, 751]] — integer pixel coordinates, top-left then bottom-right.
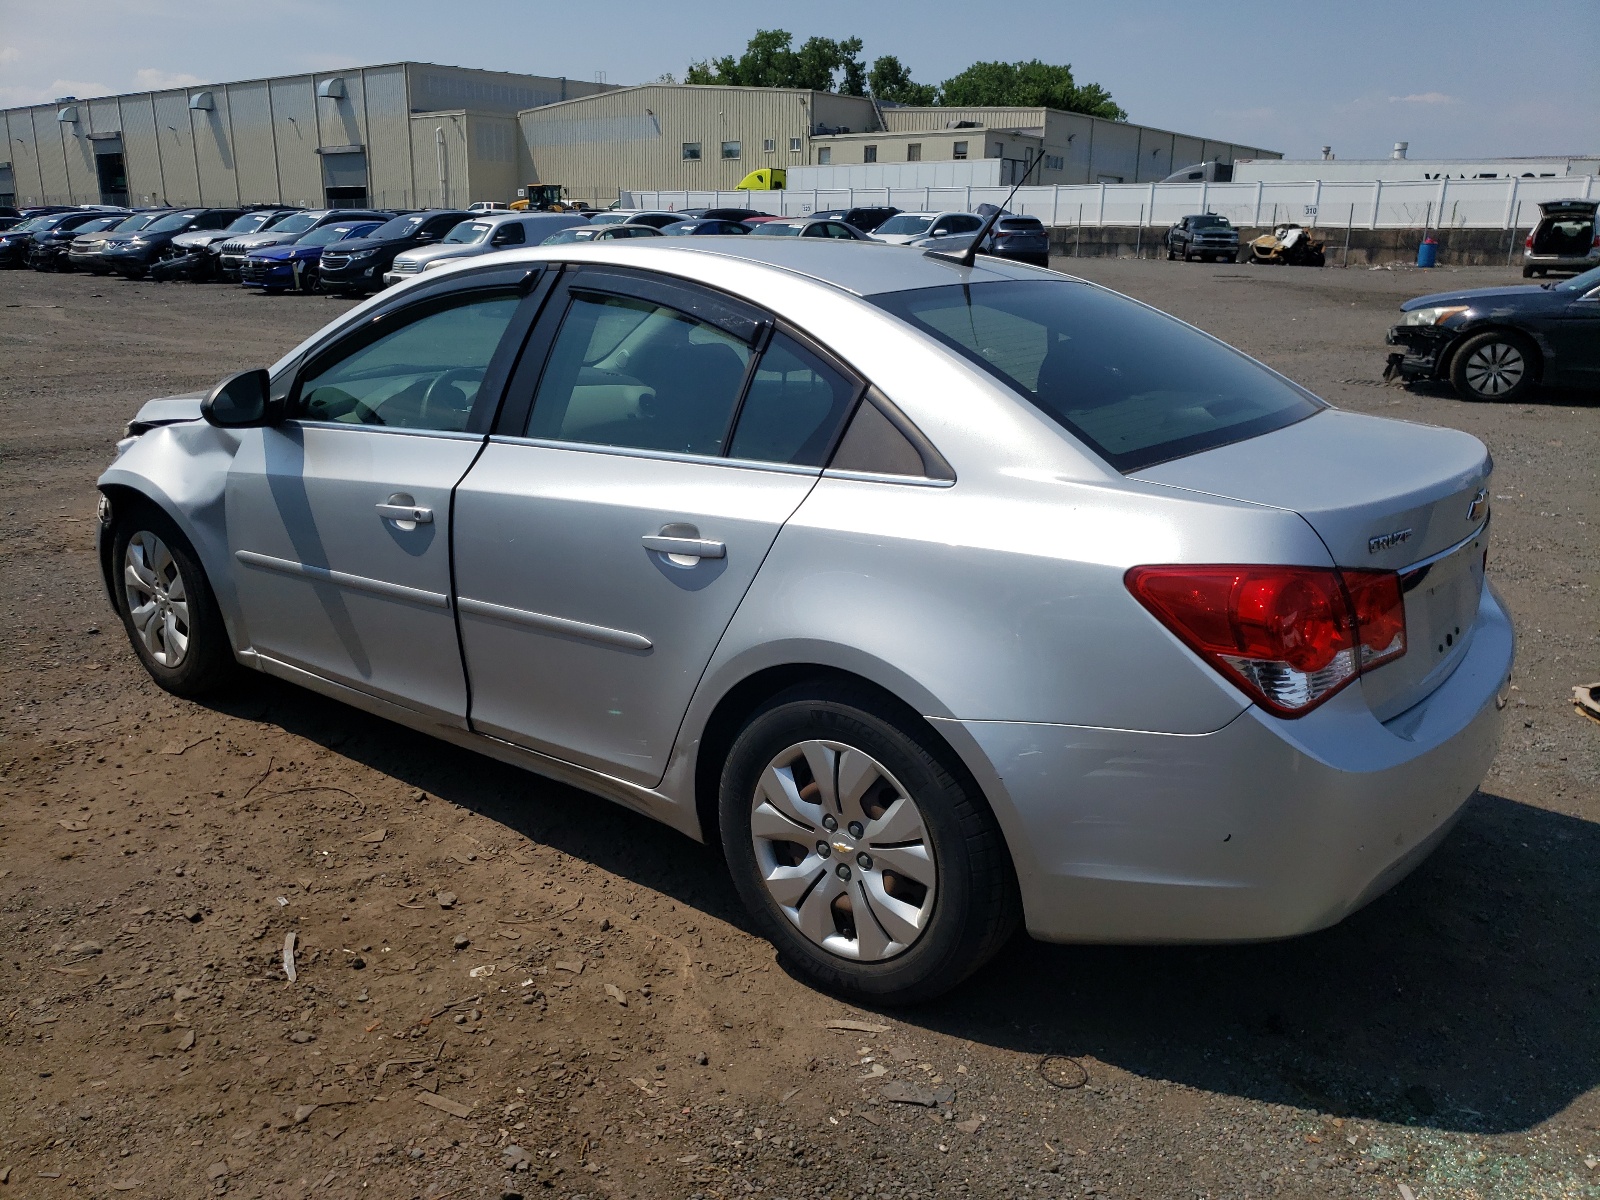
[[1400, 378, 1600, 408], [215, 680, 1597, 1137]]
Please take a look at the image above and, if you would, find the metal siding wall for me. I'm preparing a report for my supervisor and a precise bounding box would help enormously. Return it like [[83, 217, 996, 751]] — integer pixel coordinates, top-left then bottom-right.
[[87, 98, 120, 138], [410, 114, 468, 208], [150, 91, 199, 204], [409, 66, 612, 117], [60, 118, 99, 201], [32, 110, 72, 204], [809, 92, 876, 134], [520, 86, 837, 205], [269, 78, 321, 205], [1087, 120, 1140, 183], [315, 71, 367, 154], [1171, 135, 1204, 171], [226, 82, 281, 203], [119, 95, 164, 204], [5, 110, 47, 204], [363, 66, 412, 208], [465, 114, 518, 204], [191, 88, 240, 205]]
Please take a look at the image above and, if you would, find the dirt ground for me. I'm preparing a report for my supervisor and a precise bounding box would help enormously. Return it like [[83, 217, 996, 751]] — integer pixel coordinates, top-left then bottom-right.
[[0, 258, 1595, 1200]]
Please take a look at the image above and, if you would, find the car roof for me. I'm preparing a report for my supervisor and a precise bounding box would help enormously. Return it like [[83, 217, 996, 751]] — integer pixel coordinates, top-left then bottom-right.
[[482, 237, 1058, 297]]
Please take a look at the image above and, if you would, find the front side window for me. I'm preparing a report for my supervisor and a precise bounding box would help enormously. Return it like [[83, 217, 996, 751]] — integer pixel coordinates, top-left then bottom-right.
[[682, 142, 702, 160], [728, 333, 857, 466], [873, 281, 1321, 473], [295, 291, 520, 432], [526, 293, 752, 456], [722, 140, 741, 159]]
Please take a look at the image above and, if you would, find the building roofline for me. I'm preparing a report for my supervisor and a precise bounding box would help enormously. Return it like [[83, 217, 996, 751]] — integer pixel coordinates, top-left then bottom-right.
[[516, 81, 874, 118], [1, 61, 608, 114], [882, 104, 1278, 154]]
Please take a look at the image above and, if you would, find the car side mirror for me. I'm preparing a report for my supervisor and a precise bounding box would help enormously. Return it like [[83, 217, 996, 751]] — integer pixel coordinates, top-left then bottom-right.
[[202, 368, 273, 427]]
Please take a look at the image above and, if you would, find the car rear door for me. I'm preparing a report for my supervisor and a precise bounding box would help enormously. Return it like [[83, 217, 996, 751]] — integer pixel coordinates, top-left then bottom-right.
[[224, 267, 545, 723], [452, 266, 863, 785]]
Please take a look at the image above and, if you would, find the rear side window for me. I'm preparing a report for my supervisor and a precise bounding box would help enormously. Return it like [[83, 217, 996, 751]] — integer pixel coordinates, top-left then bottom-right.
[[526, 293, 752, 456], [873, 280, 1320, 472], [728, 333, 857, 466]]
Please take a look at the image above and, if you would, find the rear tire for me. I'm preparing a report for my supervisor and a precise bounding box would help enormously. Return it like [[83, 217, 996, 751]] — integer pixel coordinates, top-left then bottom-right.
[[111, 503, 238, 697], [1521, 265, 1535, 278], [1449, 330, 1535, 402], [718, 683, 1019, 1005]]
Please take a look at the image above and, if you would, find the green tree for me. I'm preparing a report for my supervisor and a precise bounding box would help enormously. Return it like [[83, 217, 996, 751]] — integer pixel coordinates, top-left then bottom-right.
[[686, 30, 865, 93], [938, 59, 1126, 120], [867, 55, 937, 106]]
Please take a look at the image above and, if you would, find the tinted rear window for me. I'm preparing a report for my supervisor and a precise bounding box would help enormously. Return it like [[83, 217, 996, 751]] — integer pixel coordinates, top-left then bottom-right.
[[872, 280, 1321, 472]]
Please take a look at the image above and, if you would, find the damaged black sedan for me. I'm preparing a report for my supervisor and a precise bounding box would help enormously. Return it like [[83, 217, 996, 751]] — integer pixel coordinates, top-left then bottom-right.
[[1385, 266, 1600, 401]]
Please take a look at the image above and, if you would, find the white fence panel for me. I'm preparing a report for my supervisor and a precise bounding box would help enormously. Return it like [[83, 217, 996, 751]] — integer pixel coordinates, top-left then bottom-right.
[[625, 175, 1597, 229]]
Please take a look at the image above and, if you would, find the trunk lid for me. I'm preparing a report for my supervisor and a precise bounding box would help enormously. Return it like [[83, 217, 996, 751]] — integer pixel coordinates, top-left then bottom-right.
[[1135, 409, 1491, 720]]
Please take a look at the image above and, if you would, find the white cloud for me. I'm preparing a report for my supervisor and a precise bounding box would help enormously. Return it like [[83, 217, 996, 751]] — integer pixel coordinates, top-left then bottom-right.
[[0, 78, 116, 106], [132, 67, 206, 91], [1389, 92, 1457, 105], [0, 46, 21, 66]]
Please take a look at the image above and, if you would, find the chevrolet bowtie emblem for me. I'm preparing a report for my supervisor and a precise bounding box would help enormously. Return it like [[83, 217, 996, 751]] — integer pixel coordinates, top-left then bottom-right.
[[832, 840, 852, 855], [1466, 487, 1488, 522]]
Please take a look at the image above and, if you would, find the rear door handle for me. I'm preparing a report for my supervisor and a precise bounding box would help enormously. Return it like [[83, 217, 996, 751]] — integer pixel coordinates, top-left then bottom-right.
[[641, 535, 725, 560], [376, 503, 433, 524]]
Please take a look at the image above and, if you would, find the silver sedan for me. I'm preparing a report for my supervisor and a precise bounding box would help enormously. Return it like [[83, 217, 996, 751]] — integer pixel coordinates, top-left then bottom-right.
[[97, 239, 1513, 1003]]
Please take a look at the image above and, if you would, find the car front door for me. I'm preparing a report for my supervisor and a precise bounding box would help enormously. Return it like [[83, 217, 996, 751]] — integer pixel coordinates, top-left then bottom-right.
[[452, 267, 863, 785], [1545, 285, 1600, 385], [225, 271, 540, 723]]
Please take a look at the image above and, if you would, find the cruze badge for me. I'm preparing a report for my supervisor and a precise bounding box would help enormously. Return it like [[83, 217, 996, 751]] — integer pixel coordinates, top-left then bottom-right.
[[1368, 529, 1413, 554], [1466, 487, 1488, 522]]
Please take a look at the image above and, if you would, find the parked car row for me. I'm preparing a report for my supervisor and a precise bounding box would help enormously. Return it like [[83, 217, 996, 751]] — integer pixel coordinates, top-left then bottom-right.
[[3, 200, 1054, 293]]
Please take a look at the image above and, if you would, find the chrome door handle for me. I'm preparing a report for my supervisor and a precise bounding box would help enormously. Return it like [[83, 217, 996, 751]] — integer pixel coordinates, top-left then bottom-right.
[[641, 535, 725, 560], [376, 503, 433, 524]]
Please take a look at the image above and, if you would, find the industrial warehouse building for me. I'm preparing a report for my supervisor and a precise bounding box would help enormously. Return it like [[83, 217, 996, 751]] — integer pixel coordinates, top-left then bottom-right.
[[517, 86, 1281, 206], [0, 62, 615, 210], [2, 67, 1278, 212]]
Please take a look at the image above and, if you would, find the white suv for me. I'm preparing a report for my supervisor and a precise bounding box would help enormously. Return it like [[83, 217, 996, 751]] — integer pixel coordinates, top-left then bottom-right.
[[871, 211, 985, 245]]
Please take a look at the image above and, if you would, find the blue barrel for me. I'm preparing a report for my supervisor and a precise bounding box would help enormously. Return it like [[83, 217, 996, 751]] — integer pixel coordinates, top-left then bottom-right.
[[1417, 236, 1439, 268]]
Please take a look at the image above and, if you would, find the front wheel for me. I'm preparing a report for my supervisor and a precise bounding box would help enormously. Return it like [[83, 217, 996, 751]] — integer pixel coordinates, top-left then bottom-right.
[[719, 684, 1018, 1004], [112, 504, 238, 696], [1450, 331, 1535, 402]]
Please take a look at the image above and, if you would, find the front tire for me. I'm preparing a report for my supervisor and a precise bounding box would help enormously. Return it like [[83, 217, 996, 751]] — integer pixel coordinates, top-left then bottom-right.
[[112, 504, 237, 696], [1450, 330, 1535, 402], [718, 684, 1018, 1005]]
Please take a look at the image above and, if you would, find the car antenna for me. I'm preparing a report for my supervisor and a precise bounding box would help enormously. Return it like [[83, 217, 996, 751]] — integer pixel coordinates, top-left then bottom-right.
[[926, 150, 1047, 268]]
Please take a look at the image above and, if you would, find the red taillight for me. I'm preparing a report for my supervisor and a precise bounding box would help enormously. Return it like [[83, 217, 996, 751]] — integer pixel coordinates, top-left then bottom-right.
[[1525, 234, 1534, 249], [1125, 565, 1407, 717]]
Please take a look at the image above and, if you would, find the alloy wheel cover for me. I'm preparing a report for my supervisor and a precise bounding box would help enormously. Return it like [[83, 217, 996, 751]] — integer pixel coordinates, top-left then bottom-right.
[[123, 530, 191, 668], [1463, 341, 1525, 396], [749, 740, 938, 962]]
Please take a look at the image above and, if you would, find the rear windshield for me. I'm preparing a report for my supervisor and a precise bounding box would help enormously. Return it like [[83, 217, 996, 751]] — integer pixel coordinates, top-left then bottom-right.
[[873, 280, 1321, 472], [750, 222, 803, 236]]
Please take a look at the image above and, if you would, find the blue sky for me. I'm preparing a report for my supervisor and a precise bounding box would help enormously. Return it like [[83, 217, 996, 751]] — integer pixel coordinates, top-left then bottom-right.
[[2, 0, 1595, 160]]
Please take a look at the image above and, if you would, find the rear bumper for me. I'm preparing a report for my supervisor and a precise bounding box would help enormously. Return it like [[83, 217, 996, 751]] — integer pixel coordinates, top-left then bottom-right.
[[943, 580, 1514, 943], [1524, 249, 1600, 272]]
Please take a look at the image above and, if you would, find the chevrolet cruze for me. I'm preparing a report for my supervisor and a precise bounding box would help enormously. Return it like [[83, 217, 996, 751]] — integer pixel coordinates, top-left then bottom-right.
[[97, 239, 1513, 1003]]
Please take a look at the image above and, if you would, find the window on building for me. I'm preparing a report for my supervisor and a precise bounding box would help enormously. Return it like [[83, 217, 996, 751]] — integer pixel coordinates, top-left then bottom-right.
[[907, 143, 922, 162], [952, 141, 968, 160], [1045, 154, 1065, 171], [863, 145, 877, 164], [682, 142, 702, 160], [818, 147, 831, 165], [763, 138, 776, 153], [992, 142, 1004, 159], [789, 137, 802, 153], [722, 140, 741, 160]]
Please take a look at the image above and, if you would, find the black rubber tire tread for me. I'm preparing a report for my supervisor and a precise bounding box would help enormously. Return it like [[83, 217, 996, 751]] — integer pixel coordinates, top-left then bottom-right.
[[111, 502, 239, 697], [1449, 329, 1536, 403], [718, 681, 1020, 1006]]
